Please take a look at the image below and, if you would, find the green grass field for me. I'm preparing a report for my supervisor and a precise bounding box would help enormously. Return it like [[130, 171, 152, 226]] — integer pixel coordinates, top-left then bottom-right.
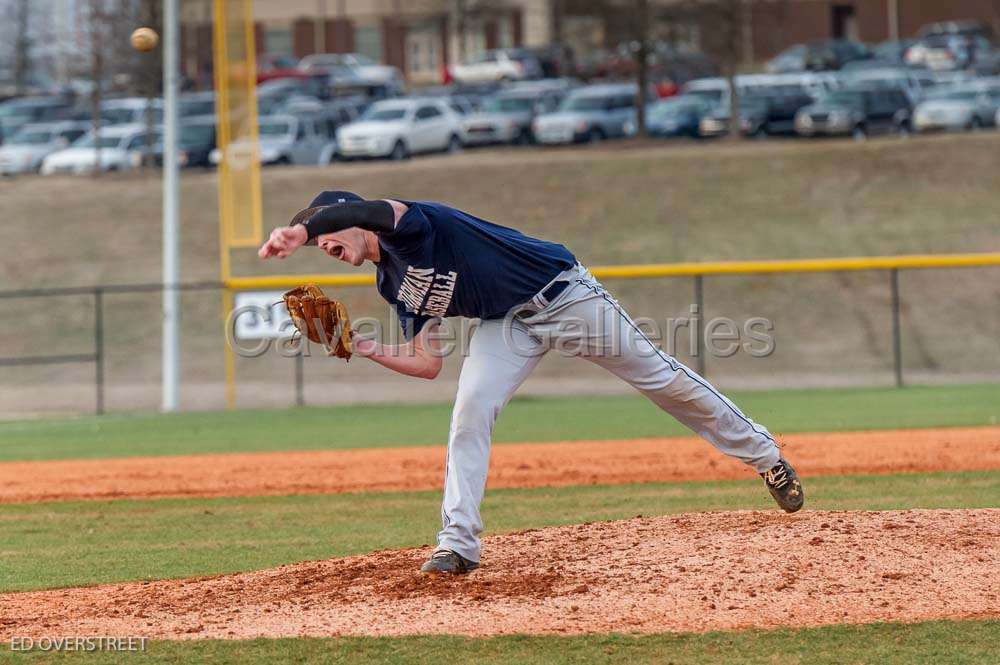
[[0, 368, 1000, 652], [2, 383, 999, 662], [3, 620, 999, 664], [2, 384, 997, 461]]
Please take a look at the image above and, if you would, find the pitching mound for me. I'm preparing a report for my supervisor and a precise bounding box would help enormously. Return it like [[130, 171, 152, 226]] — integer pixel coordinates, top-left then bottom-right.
[[3, 509, 998, 639], [2, 426, 999, 503]]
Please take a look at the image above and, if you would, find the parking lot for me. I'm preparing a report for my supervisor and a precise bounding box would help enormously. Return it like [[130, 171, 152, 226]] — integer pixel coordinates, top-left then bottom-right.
[[4, 18, 1000, 179]]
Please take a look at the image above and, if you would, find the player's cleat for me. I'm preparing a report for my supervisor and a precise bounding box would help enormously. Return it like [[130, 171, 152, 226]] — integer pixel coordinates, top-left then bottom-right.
[[419, 549, 479, 575], [761, 458, 804, 513]]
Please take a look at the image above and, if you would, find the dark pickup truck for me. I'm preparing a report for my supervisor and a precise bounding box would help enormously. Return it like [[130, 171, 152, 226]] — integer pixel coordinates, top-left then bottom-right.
[[697, 85, 816, 138]]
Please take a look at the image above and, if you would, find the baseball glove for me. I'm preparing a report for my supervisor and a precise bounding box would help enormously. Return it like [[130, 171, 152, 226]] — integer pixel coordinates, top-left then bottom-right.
[[283, 284, 352, 360]]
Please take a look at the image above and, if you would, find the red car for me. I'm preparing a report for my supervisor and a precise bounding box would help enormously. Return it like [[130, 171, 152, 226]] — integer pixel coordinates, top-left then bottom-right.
[[257, 54, 308, 84]]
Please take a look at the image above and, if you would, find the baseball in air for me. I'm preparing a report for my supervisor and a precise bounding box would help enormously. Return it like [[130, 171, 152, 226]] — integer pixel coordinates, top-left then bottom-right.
[[130, 27, 159, 52]]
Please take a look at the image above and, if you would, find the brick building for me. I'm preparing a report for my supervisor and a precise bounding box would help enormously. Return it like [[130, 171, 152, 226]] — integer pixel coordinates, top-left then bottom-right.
[[180, 0, 551, 86], [179, 0, 1000, 87]]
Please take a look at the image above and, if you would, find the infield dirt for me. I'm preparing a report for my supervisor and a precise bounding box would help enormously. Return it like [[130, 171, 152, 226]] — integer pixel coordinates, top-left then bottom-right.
[[2, 426, 999, 504], [2, 509, 998, 638]]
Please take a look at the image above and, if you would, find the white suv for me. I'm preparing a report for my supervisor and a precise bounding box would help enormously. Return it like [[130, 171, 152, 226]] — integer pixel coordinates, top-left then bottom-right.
[[40, 124, 160, 175], [336, 99, 464, 160]]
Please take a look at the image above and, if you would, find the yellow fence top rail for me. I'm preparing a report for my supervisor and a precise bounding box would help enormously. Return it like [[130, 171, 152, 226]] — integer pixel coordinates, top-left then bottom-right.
[[226, 252, 1000, 290]]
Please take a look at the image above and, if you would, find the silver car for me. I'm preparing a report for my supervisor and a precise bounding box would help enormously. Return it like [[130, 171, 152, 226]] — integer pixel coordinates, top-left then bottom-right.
[[532, 84, 638, 145], [210, 114, 336, 166], [461, 90, 561, 145], [0, 121, 89, 175], [913, 85, 1000, 132]]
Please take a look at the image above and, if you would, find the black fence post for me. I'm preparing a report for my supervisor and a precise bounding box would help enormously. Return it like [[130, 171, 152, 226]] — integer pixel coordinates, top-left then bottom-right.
[[94, 287, 105, 415], [694, 274, 705, 376], [295, 351, 305, 407], [890, 268, 903, 388]]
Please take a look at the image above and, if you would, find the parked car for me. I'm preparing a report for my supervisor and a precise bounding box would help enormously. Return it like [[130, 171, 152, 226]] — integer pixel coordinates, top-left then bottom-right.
[[298, 53, 404, 92], [153, 116, 216, 168], [842, 67, 937, 103], [442, 81, 506, 109], [871, 39, 917, 64], [905, 34, 994, 72], [179, 91, 216, 117], [0, 96, 74, 143], [738, 86, 817, 137], [0, 121, 89, 175], [693, 77, 819, 137], [526, 44, 578, 78], [916, 20, 994, 41], [210, 113, 337, 166], [40, 123, 160, 175], [257, 76, 332, 113], [445, 95, 479, 116], [449, 48, 543, 84], [336, 98, 464, 160], [679, 78, 730, 106], [532, 84, 639, 145], [913, 85, 1000, 132], [599, 40, 719, 86], [794, 87, 912, 139], [461, 88, 562, 145], [101, 97, 163, 126], [767, 40, 872, 73], [257, 54, 303, 83], [646, 96, 713, 138]]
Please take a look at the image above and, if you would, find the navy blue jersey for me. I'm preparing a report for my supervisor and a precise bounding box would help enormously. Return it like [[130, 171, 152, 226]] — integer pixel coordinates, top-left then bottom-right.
[[375, 200, 576, 338]]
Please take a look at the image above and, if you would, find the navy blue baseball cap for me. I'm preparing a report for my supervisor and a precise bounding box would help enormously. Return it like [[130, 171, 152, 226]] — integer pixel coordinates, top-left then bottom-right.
[[294, 191, 365, 244]]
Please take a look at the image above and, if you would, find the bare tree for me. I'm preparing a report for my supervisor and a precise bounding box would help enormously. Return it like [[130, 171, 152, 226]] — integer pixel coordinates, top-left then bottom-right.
[[632, 0, 650, 136], [87, 0, 111, 176], [663, 0, 749, 138], [135, 0, 163, 167], [449, 0, 511, 62], [82, 0, 156, 174], [12, 0, 31, 95]]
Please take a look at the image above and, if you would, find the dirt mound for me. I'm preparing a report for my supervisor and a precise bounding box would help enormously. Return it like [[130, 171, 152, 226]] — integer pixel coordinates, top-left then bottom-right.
[[3, 426, 999, 504], [3, 509, 998, 639]]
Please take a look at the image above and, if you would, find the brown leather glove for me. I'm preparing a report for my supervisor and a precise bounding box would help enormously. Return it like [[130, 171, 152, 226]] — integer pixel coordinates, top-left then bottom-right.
[[283, 284, 352, 360]]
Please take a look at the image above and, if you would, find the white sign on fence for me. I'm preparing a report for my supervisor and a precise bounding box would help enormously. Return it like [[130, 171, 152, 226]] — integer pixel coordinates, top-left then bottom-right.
[[233, 291, 291, 340]]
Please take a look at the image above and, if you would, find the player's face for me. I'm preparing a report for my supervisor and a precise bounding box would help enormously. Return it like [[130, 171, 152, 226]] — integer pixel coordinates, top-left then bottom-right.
[[317, 230, 366, 266]]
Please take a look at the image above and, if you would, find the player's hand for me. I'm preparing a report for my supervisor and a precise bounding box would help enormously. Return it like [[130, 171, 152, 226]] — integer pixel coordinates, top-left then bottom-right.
[[258, 225, 308, 260], [353, 336, 378, 358]]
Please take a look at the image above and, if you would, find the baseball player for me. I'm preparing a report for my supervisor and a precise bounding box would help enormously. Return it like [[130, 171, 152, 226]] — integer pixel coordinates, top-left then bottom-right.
[[259, 191, 804, 574]]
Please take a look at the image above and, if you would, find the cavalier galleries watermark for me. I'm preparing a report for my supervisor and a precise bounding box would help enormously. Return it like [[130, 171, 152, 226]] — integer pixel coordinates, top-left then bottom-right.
[[226, 300, 776, 362], [9, 636, 148, 652]]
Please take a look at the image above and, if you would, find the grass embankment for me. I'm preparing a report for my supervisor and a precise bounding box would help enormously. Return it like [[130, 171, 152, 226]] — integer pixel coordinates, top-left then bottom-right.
[[3, 135, 998, 409], [4, 134, 1000, 289]]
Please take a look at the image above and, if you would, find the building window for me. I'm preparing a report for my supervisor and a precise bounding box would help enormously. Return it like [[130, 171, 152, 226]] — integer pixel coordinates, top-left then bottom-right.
[[407, 27, 440, 77], [265, 27, 293, 57], [498, 16, 513, 49], [356, 25, 382, 63]]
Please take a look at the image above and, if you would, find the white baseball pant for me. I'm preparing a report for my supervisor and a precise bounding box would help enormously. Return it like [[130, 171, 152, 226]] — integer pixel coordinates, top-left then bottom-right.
[[437, 263, 781, 562]]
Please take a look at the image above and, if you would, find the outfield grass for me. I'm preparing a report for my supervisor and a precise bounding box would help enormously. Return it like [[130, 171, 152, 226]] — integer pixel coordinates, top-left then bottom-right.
[[2, 470, 997, 593], [2, 620, 999, 664], [1, 384, 998, 462]]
